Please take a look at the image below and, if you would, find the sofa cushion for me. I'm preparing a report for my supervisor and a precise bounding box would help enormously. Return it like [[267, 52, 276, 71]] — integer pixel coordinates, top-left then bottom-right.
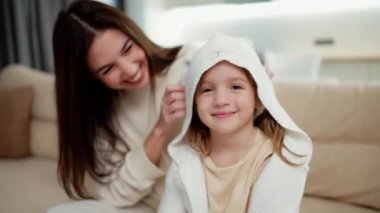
[[0, 64, 59, 159], [0, 64, 56, 121], [305, 143, 380, 209], [0, 86, 33, 158], [275, 81, 380, 210], [301, 196, 379, 213], [274, 81, 380, 142], [31, 120, 59, 159], [0, 157, 69, 212]]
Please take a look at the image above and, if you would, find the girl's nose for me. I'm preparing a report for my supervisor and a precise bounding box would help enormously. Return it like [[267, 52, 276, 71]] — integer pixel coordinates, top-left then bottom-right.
[[214, 89, 230, 106]]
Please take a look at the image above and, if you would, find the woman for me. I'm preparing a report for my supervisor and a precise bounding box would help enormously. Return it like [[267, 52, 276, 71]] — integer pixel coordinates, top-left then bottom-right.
[[49, 0, 196, 212]]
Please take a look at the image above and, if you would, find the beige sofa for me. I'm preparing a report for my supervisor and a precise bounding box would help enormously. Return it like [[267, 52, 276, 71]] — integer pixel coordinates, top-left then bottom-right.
[[0, 64, 379, 213], [275, 81, 380, 213], [0, 64, 69, 213]]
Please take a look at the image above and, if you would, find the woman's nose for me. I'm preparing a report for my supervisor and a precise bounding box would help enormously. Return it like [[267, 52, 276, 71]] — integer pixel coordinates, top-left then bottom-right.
[[118, 57, 137, 77]]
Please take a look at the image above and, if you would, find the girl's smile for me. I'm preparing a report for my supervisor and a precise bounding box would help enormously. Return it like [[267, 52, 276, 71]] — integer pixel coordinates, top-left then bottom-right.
[[211, 111, 237, 119], [195, 61, 259, 135]]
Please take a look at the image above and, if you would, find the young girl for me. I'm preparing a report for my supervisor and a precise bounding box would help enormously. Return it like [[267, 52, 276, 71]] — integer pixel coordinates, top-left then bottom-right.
[[158, 35, 313, 213]]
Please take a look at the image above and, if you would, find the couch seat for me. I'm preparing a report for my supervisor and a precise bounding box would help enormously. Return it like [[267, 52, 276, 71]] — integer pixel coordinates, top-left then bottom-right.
[[301, 196, 379, 213], [0, 157, 69, 212]]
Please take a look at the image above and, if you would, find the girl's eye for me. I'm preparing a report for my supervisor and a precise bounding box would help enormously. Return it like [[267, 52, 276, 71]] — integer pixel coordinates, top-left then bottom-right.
[[200, 88, 212, 93], [231, 84, 243, 90]]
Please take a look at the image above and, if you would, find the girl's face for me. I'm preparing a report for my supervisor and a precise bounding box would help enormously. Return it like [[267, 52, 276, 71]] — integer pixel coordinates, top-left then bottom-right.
[[87, 29, 149, 90], [195, 61, 259, 135]]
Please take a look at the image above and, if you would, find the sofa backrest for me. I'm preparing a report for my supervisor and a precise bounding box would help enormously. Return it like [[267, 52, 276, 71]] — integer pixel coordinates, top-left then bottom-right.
[[274, 80, 380, 209], [0, 64, 58, 159], [1, 64, 379, 208]]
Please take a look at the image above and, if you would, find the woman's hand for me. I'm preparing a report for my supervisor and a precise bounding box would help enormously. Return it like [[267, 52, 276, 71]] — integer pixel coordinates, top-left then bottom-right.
[[144, 83, 186, 164], [156, 84, 186, 143]]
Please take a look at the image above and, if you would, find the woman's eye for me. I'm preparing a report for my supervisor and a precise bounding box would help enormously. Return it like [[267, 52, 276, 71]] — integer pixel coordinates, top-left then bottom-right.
[[122, 42, 133, 54], [100, 65, 114, 76]]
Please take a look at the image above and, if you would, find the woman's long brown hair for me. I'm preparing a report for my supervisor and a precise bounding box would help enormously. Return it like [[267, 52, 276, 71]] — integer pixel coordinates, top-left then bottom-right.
[[188, 66, 298, 166], [53, 0, 181, 199]]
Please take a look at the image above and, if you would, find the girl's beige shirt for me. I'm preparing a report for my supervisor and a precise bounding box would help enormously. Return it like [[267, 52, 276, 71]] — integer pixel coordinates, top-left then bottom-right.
[[203, 129, 273, 213]]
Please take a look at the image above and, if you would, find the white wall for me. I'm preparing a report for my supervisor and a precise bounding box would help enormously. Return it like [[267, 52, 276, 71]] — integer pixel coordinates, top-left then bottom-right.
[[145, 0, 380, 80], [149, 1, 380, 58], [320, 61, 380, 81]]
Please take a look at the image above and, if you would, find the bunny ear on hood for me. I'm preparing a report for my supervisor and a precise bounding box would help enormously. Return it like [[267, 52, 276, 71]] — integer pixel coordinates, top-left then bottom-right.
[[168, 34, 312, 165]]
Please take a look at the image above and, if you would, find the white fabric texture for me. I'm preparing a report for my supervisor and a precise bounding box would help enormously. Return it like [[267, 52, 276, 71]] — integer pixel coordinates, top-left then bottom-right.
[[158, 34, 312, 213]]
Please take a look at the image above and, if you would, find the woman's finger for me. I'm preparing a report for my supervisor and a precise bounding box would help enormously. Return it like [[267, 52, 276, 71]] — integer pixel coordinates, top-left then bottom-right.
[[168, 101, 186, 115], [166, 91, 185, 105]]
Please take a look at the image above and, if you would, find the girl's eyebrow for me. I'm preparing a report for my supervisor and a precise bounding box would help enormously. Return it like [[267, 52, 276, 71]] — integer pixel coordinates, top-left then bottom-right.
[[95, 38, 131, 74], [229, 77, 249, 82], [200, 77, 249, 85]]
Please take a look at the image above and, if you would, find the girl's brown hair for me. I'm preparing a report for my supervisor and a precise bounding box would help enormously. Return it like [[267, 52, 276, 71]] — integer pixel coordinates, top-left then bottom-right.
[[187, 65, 296, 166], [53, 0, 181, 199]]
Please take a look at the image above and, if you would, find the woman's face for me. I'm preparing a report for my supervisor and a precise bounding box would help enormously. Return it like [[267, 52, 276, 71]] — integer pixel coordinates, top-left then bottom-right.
[[87, 29, 149, 90]]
